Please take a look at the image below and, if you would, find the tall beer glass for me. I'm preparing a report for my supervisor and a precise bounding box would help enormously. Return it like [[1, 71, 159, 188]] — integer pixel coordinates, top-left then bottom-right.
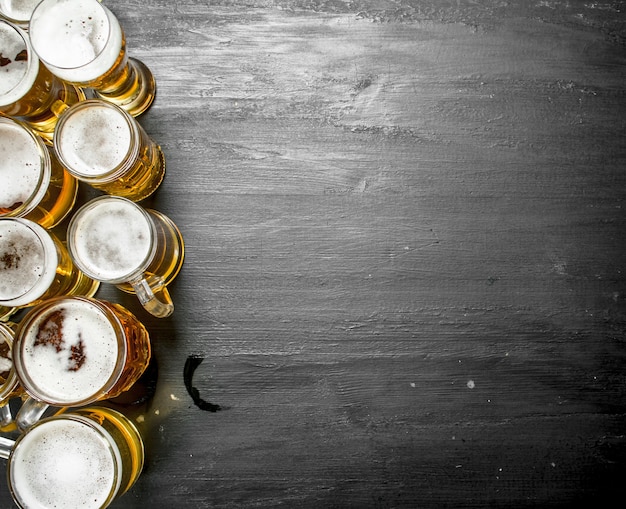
[[0, 406, 144, 508], [29, 0, 156, 117], [0, 321, 20, 430], [68, 196, 185, 318], [0, 20, 85, 143], [0, 217, 100, 310], [13, 296, 152, 430], [0, 116, 78, 229], [53, 99, 165, 201], [0, 0, 41, 28]]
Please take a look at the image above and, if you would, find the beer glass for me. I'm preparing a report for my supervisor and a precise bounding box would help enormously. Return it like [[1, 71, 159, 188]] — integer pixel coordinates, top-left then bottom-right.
[[0, 406, 144, 508], [0, 0, 41, 28], [29, 0, 156, 117], [0, 217, 100, 309], [68, 196, 185, 318], [53, 99, 165, 202], [0, 115, 78, 229], [0, 321, 20, 430], [13, 296, 151, 430], [0, 20, 85, 144]]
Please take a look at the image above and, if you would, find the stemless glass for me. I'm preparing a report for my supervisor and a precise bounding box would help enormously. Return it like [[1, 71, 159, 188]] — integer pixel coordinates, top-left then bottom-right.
[[0, 217, 100, 310], [0, 115, 78, 229], [29, 0, 156, 117], [68, 196, 185, 318], [53, 99, 165, 202], [0, 406, 145, 508], [0, 20, 86, 143]]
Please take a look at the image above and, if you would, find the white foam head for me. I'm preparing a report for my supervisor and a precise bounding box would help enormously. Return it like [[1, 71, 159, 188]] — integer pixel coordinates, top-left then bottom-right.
[[0, 117, 50, 217], [55, 100, 133, 178], [16, 297, 121, 404], [9, 417, 120, 508], [69, 197, 154, 283], [0, 0, 42, 24], [0, 218, 57, 307], [29, 0, 123, 83], [0, 20, 38, 106]]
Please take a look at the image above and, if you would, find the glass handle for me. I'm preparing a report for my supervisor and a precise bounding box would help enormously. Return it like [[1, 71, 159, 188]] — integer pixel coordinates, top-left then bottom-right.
[[0, 436, 14, 460], [131, 276, 174, 318], [0, 403, 12, 429], [16, 397, 49, 431]]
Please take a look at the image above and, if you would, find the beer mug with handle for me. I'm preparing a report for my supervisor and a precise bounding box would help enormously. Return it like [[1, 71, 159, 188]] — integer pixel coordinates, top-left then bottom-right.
[[13, 296, 151, 430], [0, 406, 144, 508], [0, 19, 85, 143], [53, 99, 165, 202], [68, 196, 185, 318], [29, 0, 156, 117]]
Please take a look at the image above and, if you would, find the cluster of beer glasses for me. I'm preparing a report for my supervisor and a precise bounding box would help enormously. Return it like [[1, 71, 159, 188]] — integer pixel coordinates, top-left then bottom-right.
[[0, 1, 185, 507]]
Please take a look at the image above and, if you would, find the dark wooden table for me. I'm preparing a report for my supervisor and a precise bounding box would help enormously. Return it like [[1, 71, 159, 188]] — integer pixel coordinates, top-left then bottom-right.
[[2, 0, 626, 507]]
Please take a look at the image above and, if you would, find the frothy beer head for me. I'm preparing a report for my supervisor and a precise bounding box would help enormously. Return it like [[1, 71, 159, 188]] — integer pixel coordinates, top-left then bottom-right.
[[55, 100, 133, 178], [0, 20, 38, 106], [29, 0, 123, 83], [9, 417, 120, 508], [0, 218, 57, 307], [69, 197, 154, 283], [15, 297, 120, 405], [0, 0, 42, 24], [0, 117, 49, 217]]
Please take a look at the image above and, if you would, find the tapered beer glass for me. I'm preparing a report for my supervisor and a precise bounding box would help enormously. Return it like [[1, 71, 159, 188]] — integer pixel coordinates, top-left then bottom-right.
[[0, 20, 85, 143], [0, 406, 144, 508], [53, 99, 165, 201], [68, 196, 185, 318], [29, 0, 156, 117], [0, 0, 41, 28], [0, 321, 20, 430], [0, 116, 78, 229], [13, 296, 152, 430], [0, 217, 100, 310]]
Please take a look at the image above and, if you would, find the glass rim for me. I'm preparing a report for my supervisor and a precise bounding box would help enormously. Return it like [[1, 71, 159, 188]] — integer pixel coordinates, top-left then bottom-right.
[[29, 0, 115, 72], [0, 116, 52, 219], [12, 296, 128, 406], [53, 99, 139, 181], [67, 195, 158, 284], [0, 321, 18, 400], [0, 20, 39, 107]]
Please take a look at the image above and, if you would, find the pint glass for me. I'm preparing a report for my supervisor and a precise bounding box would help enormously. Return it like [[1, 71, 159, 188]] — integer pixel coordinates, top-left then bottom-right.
[[0, 406, 144, 508], [0, 0, 41, 28], [0, 217, 100, 309], [29, 0, 156, 117], [0, 321, 20, 430], [13, 296, 151, 430], [0, 116, 78, 229], [0, 20, 85, 143], [68, 196, 185, 318], [53, 99, 165, 202]]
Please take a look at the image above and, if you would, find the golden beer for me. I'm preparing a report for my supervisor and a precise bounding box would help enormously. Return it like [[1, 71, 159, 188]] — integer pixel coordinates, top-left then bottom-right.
[[0, 20, 85, 143], [3, 407, 144, 508], [53, 99, 165, 202], [29, 0, 155, 116], [68, 196, 184, 318], [0, 217, 100, 309], [0, 116, 78, 229]]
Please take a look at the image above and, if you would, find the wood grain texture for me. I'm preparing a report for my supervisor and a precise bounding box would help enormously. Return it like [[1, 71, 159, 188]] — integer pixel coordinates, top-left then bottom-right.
[[2, 0, 626, 507]]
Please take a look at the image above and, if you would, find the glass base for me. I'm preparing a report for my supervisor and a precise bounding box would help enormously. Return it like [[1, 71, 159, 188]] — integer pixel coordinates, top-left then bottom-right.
[[96, 58, 156, 117]]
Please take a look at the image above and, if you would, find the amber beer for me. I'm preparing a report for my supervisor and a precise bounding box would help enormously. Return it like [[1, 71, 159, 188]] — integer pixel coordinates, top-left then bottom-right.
[[0, 218, 99, 309], [0, 20, 85, 143], [29, 0, 155, 117], [54, 99, 165, 202], [68, 196, 185, 318], [0, 116, 78, 229], [1, 406, 144, 508]]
